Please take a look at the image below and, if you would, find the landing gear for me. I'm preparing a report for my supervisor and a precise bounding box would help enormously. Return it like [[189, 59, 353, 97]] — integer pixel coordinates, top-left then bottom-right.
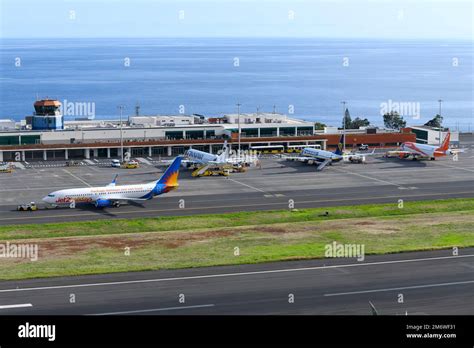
[[113, 201, 121, 208], [430, 157, 435, 161]]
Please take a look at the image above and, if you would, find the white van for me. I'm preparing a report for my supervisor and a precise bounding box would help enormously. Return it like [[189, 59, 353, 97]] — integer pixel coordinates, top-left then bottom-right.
[[111, 159, 121, 168]]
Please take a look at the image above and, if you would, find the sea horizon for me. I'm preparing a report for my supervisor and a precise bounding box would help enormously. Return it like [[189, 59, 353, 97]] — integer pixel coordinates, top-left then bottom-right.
[[1, 37, 472, 130]]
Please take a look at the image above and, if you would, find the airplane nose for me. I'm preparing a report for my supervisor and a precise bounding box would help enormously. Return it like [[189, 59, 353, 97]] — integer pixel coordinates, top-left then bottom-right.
[[42, 196, 50, 203]]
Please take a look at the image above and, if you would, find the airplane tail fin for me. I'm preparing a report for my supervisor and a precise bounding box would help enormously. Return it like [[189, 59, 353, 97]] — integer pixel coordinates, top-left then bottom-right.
[[334, 134, 344, 155], [437, 131, 450, 152], [157, 156, 182, 187]]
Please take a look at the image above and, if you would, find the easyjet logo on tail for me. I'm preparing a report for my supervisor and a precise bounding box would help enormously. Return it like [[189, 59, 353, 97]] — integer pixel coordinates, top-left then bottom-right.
[[437, 132, 450, 152]]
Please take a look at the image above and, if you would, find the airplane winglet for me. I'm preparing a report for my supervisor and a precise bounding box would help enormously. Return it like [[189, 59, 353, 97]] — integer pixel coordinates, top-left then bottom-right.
[[107, 174, 119, 187]]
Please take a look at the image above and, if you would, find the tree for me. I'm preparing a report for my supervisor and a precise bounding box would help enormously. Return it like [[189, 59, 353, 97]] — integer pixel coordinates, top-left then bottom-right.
[[424, 114, 443, 128], [383, 111, 406, 130], [341, 108, 371, 129], [314, 122, 327, 130], [350, 117, 371, 129], [342, 108, 352, 129]]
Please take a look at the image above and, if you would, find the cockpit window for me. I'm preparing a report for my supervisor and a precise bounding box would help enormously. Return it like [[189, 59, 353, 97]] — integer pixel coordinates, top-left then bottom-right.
[[48, 194, 55, 197]]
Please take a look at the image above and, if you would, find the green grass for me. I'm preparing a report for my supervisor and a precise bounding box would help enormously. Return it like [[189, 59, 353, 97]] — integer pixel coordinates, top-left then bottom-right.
[[1, 198, 474, 280], [2, 197, 474, 240]]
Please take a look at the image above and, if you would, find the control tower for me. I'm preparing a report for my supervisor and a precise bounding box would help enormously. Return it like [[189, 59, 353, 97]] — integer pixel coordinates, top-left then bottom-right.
[[31, 99, 63, 130]]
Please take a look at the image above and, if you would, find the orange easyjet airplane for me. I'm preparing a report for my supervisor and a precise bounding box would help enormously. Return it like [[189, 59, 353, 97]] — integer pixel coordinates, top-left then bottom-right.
[[392, 132, 461, 160]]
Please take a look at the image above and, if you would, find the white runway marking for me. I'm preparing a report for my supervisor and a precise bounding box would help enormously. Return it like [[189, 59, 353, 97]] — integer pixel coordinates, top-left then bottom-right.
[[62, 169, 92, 187], [0, 185, 82, 193], [90, 304, 215, 315], [324, 279, 474, 297], [334, 168, 401, 187], [0, 303, 33, 309], [227, 178, 266, 193], [137, 157, 152, 165], [87, 166, 102, 173], [0, 254, 472, 294], [11, 162, 25, 170], [436, 163, 474, 173]]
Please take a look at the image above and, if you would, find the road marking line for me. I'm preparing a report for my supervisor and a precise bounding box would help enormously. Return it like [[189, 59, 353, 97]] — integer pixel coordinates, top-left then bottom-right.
[[324, 279, 474, 297], [62, 169, 91, 187], [137, 157, 152, 165], [436, 163, 474, 173], [89, 304, 215, 315], [227, 178, 266, 193], [0, 303, 33, 309], [334, 168, 401, 187], [0, 185, 83, 193], [0, 254, 472, 293], [2, 189, 474, 221], [11, 162, 25, 170], [460, 262, 474, 270], [87, 166, 102, 173]]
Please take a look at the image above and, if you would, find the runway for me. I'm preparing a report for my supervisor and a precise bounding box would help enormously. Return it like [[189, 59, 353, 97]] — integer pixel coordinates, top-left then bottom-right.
[[0, 248, 473, 315], [0, 147, 473, 225]]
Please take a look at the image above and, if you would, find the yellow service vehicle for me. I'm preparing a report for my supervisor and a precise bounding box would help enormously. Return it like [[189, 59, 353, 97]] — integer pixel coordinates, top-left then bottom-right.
[[0, 164, 13, 173], [199, 169, 230, 177], [17, 202, 38, 211], [231, 164, 248, 173], [122, 160, 140, 169], [192, 165, 230, 177]]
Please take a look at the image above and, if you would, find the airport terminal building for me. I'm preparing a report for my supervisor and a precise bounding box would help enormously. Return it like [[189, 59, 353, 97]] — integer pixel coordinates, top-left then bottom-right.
[[0, 100, 417, 162]]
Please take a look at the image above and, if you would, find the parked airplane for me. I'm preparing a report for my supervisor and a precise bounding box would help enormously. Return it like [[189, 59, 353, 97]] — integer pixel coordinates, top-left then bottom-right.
[[388, 132, 461, 160], [286, 134, 375, 171], [184, 141, 231, 167], [42, 156, 182, 208], [184, 141, 258, 167]]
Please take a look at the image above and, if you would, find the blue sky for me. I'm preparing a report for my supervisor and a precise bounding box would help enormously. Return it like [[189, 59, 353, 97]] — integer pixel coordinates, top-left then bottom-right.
[[0, 0, 472, 39]]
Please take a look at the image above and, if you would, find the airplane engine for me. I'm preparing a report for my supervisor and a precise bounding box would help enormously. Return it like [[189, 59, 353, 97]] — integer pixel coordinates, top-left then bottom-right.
[[95, 199, 112, 208]]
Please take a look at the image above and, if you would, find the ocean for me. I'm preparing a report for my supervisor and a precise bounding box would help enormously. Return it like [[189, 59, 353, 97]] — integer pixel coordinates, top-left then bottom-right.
[[0, 38, 472, 130]]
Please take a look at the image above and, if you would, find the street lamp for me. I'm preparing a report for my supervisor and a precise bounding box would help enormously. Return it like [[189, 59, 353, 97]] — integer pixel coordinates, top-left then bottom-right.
[[236, 103, 242, 154], [438, 99, 443, 146], [117, 105, 125, 162], [341, 101, 347, 152]]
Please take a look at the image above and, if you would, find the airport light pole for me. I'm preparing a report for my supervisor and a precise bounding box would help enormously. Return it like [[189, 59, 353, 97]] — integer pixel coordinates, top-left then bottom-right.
[[236, 103, 241, 154], [438, 99, 443, 146], [341, 101, 347, 152], [118, 105, 125, 162]]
